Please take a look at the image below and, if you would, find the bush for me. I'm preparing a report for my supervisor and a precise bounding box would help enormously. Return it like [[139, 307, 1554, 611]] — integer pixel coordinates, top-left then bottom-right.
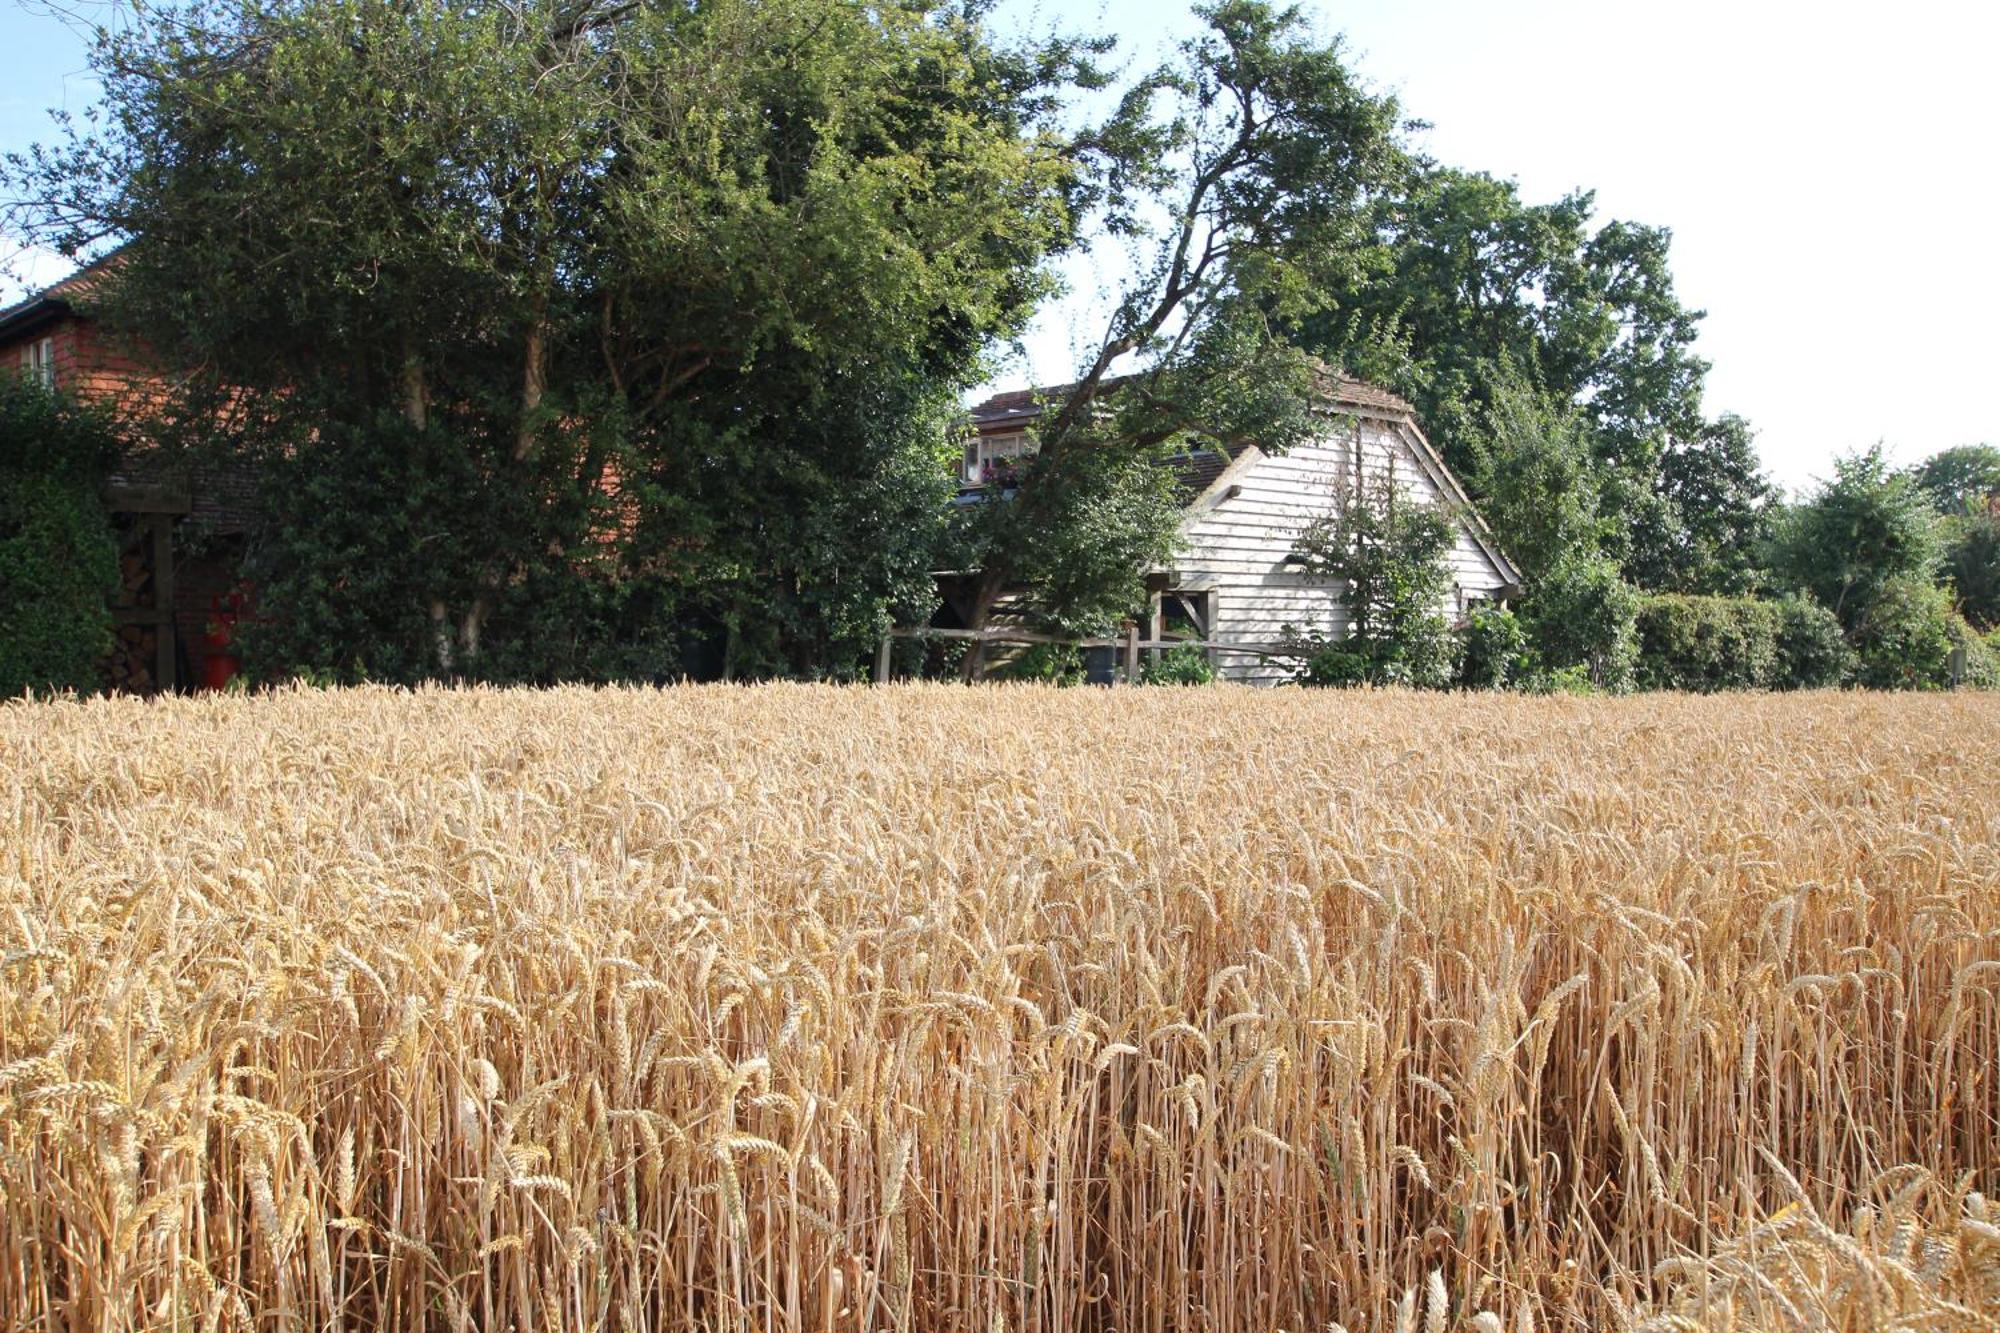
[[1457, 605, 1527, 688], [0, 381, 120, 697], [1633, 594, 1781, 692], [1520, 559, 1639, 691], [1946, 613, 1997, 688], [1851, 576, 1956, 689], [1280, 625, 1459, 690], [1772, 595, 1853, 689], [1141, 643, 1217, 685], [999, 641, 1085, 685]]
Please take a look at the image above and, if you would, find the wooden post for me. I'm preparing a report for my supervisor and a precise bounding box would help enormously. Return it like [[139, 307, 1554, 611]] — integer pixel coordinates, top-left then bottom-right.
[[1122, 620, 1140, 684], [875, 633, 894, 685], [152, 514, 176, 694]]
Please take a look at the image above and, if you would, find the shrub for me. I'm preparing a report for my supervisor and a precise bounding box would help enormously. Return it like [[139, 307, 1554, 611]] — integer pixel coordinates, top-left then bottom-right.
[[0, 381, 120, 697], [1000, 641, 1085, 685], [1141, 643, 1217, 685], [1851, 576, 1956, 689], [1457, 604, 1527, 688], [1289, 474, 1460, 688], [1520, 558, 1639, 691], [1946, 613, 1997, 688], [1772, 595, 1854, 689], [1633, 594, 1781, 692]]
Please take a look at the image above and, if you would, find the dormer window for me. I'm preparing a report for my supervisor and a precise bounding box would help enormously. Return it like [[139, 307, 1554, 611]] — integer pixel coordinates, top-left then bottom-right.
[[961, 431, 1037, 486]]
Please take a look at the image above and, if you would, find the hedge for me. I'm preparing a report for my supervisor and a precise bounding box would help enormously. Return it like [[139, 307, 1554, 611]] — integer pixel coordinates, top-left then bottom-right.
[[1633, 593, 1850, 692], [0, 381, 121, 697]]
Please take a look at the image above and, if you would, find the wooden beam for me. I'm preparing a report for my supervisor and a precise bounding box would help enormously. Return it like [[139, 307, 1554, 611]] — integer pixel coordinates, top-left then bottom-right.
[[152, 514, 176, 693], [104, 480, 192, 514]]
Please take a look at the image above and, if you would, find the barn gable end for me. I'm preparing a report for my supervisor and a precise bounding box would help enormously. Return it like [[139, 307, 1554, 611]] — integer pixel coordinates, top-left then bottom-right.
[[1163, 408, 1519, 684]]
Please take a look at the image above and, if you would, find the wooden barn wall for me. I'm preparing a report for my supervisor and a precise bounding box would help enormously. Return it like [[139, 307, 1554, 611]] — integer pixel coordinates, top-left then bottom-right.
[[1176, 415, 1510, 685]]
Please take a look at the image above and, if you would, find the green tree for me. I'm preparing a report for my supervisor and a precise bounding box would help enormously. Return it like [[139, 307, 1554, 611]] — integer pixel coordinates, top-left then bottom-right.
[[950, 0, 1408, 676], [1766, 447, 1941, 629], [1849, 576, 1956, 690], [1301, 168, 1707, 479], [1518, 557, 1639, 691], [1298, 166, 1777, 594], [1285, 471, 1459, 687], [1465, 367, 1612, 584], [7, 0, 1085, 681], [1940, 509, 2000, 630], [0, 381, 119, 696], [1910, 444, 2000, 514], [1631, 414, 1772, 595]]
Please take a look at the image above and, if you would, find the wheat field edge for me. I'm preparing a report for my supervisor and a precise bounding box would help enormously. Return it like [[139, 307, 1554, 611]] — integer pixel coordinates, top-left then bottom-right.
[[2, 685, 1997, 1330]]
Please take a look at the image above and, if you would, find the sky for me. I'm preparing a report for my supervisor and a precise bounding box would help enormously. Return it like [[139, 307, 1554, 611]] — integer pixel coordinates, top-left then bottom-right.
[[3, 0, 1995, 492]]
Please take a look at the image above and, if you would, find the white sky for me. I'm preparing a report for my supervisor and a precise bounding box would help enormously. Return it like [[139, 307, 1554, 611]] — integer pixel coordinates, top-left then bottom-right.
[[5, 0, 1995, 491]]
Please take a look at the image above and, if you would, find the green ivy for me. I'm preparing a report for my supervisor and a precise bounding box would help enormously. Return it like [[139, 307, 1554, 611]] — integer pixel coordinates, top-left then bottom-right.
[[0, 382, 120, 697]]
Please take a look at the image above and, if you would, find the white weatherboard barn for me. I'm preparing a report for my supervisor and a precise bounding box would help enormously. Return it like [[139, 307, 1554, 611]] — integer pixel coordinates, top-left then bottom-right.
[[958, 373, 1523, 684]]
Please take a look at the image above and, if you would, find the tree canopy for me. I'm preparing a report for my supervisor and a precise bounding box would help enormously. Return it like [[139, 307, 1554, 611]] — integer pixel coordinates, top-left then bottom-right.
[[8, 0, 1092, 680]]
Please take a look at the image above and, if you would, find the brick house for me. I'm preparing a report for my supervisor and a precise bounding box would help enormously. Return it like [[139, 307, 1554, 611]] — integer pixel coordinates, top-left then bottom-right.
[[0, 265, 254, 693]]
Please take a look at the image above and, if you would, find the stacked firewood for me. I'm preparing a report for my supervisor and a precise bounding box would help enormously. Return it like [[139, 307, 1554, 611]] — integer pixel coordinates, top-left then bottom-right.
[[103, 542, 159, 693], [105, 626, 158, 693]]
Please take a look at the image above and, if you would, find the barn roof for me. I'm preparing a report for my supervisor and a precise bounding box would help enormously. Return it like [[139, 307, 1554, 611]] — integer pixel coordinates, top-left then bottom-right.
[[965, 367, 1415, 502]]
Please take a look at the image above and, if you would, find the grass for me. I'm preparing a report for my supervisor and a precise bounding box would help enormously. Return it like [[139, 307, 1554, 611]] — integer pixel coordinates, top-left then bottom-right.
[[2, 683, 1996, 1330]]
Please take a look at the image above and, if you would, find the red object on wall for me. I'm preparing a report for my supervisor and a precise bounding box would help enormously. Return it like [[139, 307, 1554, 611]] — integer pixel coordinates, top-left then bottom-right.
[[196, 586, 251, 691], [200, 652, 241, 690]]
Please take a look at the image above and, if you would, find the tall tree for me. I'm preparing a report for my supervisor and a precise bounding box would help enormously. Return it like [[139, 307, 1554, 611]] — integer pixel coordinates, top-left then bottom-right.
[[949, 0, 1407, 675], [1303, 167, 1707, 480], [1909, 444, 1999, 631], [1298, 165, 1771, 594], [1766, 447, 1941, 628], [6, 0, 1089, 680], [1910, 444, 2000, 514], [1626, 413, 1772, 595]]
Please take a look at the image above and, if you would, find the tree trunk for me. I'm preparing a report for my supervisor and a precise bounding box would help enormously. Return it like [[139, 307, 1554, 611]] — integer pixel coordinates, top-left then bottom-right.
[[460, 599, 488, 665], [401, 340, 429, 431], [515, 316, 547, 463], [430, 600, 454, 674]]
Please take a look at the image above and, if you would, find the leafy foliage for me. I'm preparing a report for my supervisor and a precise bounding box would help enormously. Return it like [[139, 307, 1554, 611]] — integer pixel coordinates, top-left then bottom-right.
[[1631, 414, 1772, 594], [1849, 576, 1956, 690], [1633, 595, 1782, 692], [1141, 643, 1218, 685], [1772, 595, 1854, 690], [1456, 604, 1527, 689], [1909, 445, 2000, 515], [1767, 448, 1941, 629], [1519, 558, 1640, 691], [1946, 614, 1997, 688], [1466, 367, 1610, 583], [7, 0, 1083, 682], [1938, 508, 1999, 631], [0, 381, 119, 697], [1286, 472, 1460, 688]]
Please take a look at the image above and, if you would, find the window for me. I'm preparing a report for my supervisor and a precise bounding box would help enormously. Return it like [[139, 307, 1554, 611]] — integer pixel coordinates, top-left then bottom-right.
[[19, 337, 54, 388], [1156, 589, 1213, 640], [961, 431, 1037, 486]]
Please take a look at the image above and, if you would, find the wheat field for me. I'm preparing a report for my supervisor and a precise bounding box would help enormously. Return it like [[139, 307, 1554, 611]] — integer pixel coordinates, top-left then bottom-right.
[[1, 684, 1997, 1331]]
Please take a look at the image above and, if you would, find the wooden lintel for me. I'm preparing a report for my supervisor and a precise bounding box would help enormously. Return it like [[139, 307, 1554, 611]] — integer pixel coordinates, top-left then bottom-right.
[[105, 481, 192, 515]]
